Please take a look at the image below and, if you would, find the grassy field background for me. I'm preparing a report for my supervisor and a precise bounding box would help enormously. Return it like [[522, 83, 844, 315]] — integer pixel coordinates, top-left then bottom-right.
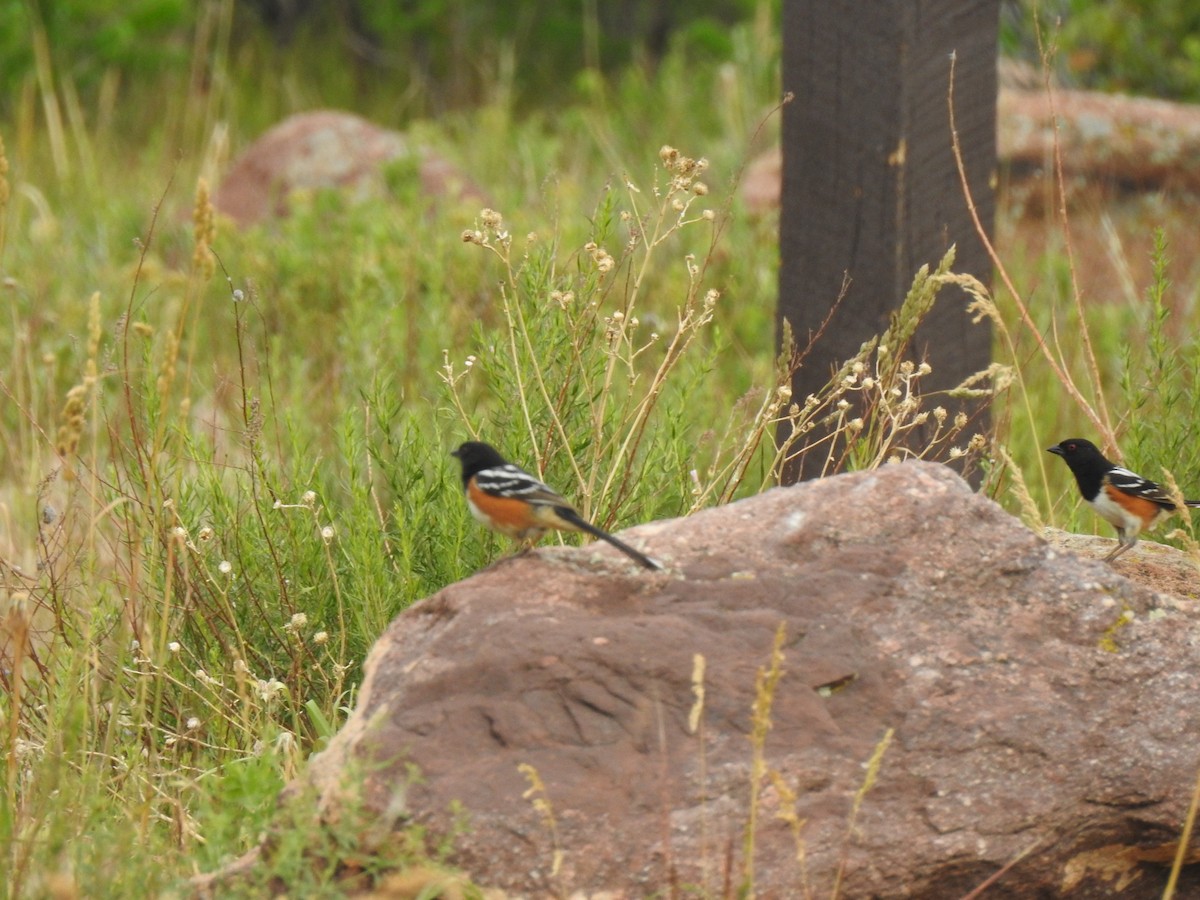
[[5, 2, 1200, 896]]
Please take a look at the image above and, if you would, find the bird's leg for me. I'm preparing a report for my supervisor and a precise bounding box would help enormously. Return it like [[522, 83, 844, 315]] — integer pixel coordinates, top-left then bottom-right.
[[1104, 530, 1133, 564], [497, 538, 540, 566]]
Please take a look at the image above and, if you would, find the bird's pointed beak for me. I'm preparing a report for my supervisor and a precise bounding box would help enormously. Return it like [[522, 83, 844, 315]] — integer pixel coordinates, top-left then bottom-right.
[[1047, 444, 1064, 456]]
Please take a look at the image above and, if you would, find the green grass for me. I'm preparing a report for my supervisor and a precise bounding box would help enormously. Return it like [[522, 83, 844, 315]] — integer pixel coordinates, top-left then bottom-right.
[[0, 15, 792, 897], [4, 8, 1200, 899]]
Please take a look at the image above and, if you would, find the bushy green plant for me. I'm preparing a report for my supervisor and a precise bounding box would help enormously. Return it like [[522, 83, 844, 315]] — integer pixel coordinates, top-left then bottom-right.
[[1002, 0, 1200, 101], [1118, 231, 1200, 503], [0, 0, 191, 98]]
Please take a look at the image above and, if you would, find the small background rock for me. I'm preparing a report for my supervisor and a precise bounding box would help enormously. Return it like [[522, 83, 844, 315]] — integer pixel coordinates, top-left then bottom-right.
[[212, 110, 488, 226]]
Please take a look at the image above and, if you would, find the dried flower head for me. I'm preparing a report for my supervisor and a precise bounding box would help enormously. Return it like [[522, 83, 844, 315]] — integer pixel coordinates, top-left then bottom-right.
[[256, 678, 285, 702], [55, 383, 91, 477], [192, 178, 216, 280], [589, 245, 615, 274]]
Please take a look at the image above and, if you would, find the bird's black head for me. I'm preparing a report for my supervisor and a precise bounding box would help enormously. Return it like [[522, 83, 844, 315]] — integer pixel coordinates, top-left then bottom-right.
[[1047, 438, 1114, 495], [451, 441, 508, 482], [1047, 438, 1102, 461]]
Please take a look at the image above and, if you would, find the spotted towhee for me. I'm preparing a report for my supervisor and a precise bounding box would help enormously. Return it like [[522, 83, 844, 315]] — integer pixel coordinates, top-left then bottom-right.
[[451, 441, 662, 570], [1048, 437, 1200, 563]]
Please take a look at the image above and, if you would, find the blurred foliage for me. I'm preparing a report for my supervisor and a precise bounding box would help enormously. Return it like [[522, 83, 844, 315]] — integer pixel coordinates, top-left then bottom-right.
[[1001, 0, 1200, 102], [10, 0, 1200, 124], [0, 0, 190, 90], [346, 0, 761, 108], [0, 0, 773, 120]]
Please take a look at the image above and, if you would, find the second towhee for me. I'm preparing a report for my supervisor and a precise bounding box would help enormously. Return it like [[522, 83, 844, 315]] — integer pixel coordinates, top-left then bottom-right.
[[1048, 437, 1200, 563], [451, 441, 662, 570]]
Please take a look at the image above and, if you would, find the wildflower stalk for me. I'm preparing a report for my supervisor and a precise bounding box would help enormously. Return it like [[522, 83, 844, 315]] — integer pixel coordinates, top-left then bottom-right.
[[948, 49, 1111, 445], [743, 623, 787, 895]]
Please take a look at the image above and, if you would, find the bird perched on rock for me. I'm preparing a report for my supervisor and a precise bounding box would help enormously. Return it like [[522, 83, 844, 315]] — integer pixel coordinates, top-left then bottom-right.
[[451, 441, 661, 570], [1048, 437, 1200, 563]]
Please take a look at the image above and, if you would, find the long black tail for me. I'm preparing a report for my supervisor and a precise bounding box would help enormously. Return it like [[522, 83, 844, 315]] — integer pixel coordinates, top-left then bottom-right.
[[556, 507, 662, 571]]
